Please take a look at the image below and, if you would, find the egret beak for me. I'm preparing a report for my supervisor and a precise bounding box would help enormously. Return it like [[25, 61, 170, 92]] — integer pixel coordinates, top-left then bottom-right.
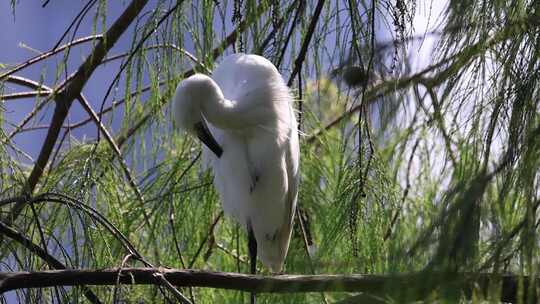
[[194, 121, 223, 158]]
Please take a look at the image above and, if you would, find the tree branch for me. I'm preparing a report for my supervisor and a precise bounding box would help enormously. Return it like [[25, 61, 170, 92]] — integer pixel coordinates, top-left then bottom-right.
[[286, 0, 325, 87], [0, 268, 536, 303], [0, 35, 103, 81]]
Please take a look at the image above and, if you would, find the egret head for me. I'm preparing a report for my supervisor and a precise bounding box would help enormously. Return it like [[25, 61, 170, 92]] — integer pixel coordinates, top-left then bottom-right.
[[173, 74, 223, 157]]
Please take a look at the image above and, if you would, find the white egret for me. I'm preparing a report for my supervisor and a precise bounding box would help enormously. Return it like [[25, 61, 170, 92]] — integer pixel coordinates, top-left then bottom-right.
[[173, 53, 300, 301]]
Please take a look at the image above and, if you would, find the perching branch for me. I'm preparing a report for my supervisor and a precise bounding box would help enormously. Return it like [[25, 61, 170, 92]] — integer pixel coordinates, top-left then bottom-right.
[[0, 268, 536, 303]]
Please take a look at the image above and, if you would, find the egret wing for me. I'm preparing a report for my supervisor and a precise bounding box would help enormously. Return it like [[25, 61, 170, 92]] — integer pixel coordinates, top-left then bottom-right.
[[280, 109, 300, 257]]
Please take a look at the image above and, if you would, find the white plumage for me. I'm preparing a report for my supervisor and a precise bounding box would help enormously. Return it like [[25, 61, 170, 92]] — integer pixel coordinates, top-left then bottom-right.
[[173, 53, 299, 272]]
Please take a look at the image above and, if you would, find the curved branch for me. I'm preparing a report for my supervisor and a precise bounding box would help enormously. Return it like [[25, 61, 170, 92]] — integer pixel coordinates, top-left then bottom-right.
[[0, 35, 103, 81], [102, 44, 210, 73], [0, 193, 144, 260], [0, 221, 102, 304], [2, 76, 54, 141], [0, 91, 51, 100]]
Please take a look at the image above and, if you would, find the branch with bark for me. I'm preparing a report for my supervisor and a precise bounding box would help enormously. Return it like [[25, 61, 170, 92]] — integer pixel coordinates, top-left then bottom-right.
[[0, 268, 536, 303]]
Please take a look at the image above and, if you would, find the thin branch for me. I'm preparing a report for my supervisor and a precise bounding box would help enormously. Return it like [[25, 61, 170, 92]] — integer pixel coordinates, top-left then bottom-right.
[[0, 35, 103, 81], [57, 80, 166, 133], [0, 91, 51, 100], [0, 268, 536, 303], [50, 0, 98, 51], [296, 208, 329, 304], [211, 2, 268, 60], [275, 0, 303, 67], [102, 44, 210, 73], [113, 254, 137, 303], [0, 193, 144, 260], [419, 80, 458, 166], [3, 76, 54, 141], [287, 0, 326, 87], [153, 272, 192, 304], [256, 0, 300, 55], [188, 211, 224, 268], [384, 136, 419, 241]]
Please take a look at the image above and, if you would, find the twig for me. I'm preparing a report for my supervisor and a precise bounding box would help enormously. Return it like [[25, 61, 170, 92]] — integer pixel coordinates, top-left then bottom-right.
[[215, 243, 248, 264], [420, 81, 458, 166], [0, 35, 103, 81], [256, 0, 299, 56], [275, 0, 303, 68], [3, 76, 53, 141], [0, 91, 51, 100], [113, 254, 136, 304], [188, 212, 224, 268], [0, 193, 143, 258], [102, 44, 210, 73], [95, 1, 186, 141], [384, 137, 420, 241], [62, 80, 167, 132], [50, 0, 98, 51], [296, 209, 328, 304], [154, 272, 192, 304], [286, 0, 326, 87]]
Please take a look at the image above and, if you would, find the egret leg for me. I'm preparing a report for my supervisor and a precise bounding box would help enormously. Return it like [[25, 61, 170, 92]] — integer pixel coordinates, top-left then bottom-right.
[[248, 225, 257, 304]]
